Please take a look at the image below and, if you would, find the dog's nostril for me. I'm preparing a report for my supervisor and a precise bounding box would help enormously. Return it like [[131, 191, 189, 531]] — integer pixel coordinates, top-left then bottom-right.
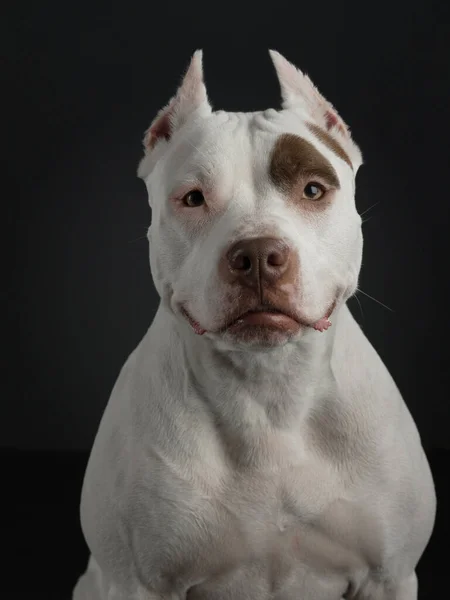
[[231, 252, 252, 271], [267, 250, 285, 267], [240, 255, 252, 271]]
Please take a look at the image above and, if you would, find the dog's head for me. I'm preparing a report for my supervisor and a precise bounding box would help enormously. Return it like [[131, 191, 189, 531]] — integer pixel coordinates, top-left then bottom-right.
[[138, 51, 363, 349]]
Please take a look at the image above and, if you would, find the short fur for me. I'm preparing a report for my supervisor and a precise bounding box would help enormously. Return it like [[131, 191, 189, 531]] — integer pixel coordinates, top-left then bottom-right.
[[73, 50, 435, 600]]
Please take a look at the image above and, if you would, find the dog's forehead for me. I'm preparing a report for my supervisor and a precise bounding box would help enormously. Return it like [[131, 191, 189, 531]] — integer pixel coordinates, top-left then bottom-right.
[[168, 108, 350, 188]]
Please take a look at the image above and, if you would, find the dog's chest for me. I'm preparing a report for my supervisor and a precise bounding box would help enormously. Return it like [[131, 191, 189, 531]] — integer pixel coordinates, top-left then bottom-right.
[[133, 437, 371, 599]]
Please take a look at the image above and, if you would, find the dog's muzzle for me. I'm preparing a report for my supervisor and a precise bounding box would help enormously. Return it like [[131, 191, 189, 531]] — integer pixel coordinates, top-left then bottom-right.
[[179, 236, 335, 338]]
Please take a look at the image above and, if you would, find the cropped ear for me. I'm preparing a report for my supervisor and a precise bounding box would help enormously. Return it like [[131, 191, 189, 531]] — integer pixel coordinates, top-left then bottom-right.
[[269, 50, 362, 169], [142, 50, 212, 153]]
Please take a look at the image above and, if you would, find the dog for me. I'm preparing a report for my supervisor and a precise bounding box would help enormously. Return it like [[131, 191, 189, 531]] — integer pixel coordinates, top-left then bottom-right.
[[72, 50, 436, 599]]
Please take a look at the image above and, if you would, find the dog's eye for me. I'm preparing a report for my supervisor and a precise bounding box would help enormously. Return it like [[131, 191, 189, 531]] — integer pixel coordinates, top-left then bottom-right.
[[303, 183, 325, 201], [182, 190, 205, 208]]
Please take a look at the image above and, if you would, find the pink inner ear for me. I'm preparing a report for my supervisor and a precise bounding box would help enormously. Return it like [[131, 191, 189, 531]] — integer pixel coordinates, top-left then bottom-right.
[[325, 110, 339, 130], [324, 110, 347, 136], [145, 100, 176, 151], [146, 112, 172, 150]]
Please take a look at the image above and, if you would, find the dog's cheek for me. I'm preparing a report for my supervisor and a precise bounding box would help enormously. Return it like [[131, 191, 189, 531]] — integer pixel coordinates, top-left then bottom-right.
[[298, 207, 359, 308], [171, 236, 228, 328], [148, 234, 167, 298], [200, 274, 232, 328], [330, 214, 363, 300], [346, 227, 364, 296], [181, 255, 222, 324], [152, 219, 219, 320], [148, 220, 190, 297]]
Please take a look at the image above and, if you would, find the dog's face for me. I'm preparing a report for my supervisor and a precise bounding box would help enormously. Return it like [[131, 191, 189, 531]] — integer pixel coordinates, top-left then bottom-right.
[[138, 51, 363, 349]]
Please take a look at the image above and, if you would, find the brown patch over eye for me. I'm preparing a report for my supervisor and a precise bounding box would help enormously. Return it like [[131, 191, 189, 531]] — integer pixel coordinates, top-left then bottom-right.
[[269, 133, 340, 196]]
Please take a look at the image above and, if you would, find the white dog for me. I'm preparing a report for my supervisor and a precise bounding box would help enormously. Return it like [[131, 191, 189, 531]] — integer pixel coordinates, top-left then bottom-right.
[[73, 51, 436, 599]]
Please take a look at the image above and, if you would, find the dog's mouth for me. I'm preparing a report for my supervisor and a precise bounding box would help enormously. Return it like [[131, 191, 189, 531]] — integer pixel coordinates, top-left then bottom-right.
[[180, 301, 336, 337], [222, 306, 302, 335]]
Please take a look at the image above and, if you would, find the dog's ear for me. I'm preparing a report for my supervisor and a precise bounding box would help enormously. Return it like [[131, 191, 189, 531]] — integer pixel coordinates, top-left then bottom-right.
[[269, 51, 362, 170], [142, 50, 211, 152], [269, 50, 349, 135]]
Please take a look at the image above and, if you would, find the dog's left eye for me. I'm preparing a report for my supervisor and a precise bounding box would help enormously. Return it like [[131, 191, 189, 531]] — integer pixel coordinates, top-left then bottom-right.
[[182, 190, 205, 208], [303, 182, 325, 201]]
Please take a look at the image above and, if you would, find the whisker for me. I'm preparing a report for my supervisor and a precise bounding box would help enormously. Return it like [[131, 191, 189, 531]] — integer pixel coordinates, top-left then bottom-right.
[[353, 292, 365, 323], [356, 288, 394, 312], [128, 235, 148, 243], [359, 201, 380, 218]]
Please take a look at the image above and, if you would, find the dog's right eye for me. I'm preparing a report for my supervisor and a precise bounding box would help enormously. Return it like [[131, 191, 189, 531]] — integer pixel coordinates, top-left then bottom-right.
[[182, 190, 205, 208]]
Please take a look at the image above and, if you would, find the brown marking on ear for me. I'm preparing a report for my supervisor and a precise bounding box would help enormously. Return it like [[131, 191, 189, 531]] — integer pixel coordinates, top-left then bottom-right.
[[269, 133, 340, 196], [306, 123, 353, 169]]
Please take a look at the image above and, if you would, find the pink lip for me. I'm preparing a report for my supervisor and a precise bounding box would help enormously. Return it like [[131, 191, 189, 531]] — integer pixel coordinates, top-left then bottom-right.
[[312, 300, 336, 332], [181, 300, 337, 336], [180, 307, 207, 335], [226, 310, 301, 334]]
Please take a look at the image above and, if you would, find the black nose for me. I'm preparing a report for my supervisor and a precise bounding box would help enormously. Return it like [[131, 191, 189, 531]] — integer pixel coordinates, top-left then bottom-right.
[[226, 237, 291, 289]]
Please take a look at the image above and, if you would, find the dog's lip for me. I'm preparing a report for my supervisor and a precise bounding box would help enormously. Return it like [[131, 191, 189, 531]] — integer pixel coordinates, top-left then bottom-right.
[[180, 300, 337, 336], [222, 306, 302, 331], [219, 301, 337, 333], [180, 306, 207, 335]]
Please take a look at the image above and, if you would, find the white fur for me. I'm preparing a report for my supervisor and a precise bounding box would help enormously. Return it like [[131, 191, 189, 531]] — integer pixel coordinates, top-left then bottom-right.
[[73, 51, 435, 600]]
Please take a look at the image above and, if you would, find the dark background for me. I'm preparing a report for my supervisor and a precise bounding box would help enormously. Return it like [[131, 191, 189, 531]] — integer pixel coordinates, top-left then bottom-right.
[[4, 0, 450, 598]]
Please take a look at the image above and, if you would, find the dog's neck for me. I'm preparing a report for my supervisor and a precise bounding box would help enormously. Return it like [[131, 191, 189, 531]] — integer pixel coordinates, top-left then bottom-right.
[[157, 303, 340, 466]]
